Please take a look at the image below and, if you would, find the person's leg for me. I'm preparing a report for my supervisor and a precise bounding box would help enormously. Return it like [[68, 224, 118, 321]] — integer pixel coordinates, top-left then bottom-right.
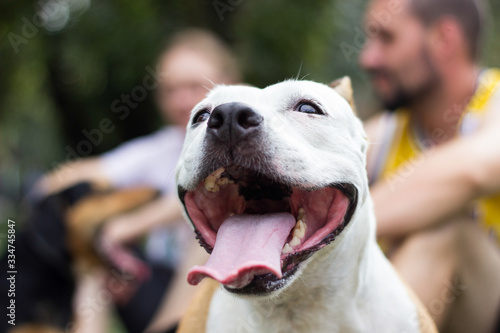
[[390, 221, 460, 328], [390, 219, 500, 333], [72, 270, 112, 333], [444, 221, 500, 333], [145, 240, 209, 333], [115, 262, 175, 333]]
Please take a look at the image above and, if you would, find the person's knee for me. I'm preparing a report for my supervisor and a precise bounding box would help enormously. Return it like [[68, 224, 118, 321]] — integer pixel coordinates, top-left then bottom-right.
[[394, 221, 460, 265], [390, 222, 466, 328]]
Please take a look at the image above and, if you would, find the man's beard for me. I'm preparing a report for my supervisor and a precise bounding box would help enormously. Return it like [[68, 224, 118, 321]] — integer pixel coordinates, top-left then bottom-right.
[[371, 48, 441, 111], [381, 85, 413, 111]]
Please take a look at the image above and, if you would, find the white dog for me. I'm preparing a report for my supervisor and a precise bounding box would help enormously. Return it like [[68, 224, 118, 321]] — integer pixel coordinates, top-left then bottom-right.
[[175, 78, 437, 333]]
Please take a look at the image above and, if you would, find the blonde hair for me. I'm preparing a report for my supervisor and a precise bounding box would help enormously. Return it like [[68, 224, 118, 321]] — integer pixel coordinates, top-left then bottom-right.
[[159, 28, 241, 83]]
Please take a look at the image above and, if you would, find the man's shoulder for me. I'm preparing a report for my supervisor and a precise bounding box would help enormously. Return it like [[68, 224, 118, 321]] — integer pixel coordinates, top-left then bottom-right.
[[461, 68, 500, 134], [135, 126, 184, 145], [363, 110, 406, 141], [112, 126, 184, 151], [364, 113, 386, 141], [101, 126, 185, 165]]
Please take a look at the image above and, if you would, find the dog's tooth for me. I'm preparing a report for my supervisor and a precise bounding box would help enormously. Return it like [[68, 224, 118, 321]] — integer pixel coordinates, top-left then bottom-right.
[[204, 168, 227, 192], [216, 177, 233, 186], [205, 179, 220, 193], [289, 236, 301, 248], [213, 167, 225, 178], [282, 243, 293, 254], [293, 220, 306, 239], [204, 176, 217, 192], [204, 179, 217, 192], [296, 208, 306, 222]]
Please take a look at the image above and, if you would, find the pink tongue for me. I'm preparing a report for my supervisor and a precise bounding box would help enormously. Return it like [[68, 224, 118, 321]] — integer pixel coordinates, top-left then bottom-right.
[[187, 212, 296, 288]]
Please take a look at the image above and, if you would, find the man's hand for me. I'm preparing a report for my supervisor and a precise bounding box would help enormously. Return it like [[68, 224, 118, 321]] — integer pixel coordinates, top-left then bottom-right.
[[99, 194, 185, 245], [101, 214, 146, 245]]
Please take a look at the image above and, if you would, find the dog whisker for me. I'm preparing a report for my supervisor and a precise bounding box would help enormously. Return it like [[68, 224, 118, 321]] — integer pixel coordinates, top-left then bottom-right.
[[295, 61, 303, 81], [202, 76, 217, 89]]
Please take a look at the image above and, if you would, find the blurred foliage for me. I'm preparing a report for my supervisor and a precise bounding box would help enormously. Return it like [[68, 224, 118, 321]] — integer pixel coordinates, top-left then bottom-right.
[[0, 0, 499, 225]]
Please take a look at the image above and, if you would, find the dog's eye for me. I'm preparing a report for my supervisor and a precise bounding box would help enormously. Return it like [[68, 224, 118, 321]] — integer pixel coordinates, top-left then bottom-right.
[[193, 109, 210, 125], [295, 102, 323, 115]]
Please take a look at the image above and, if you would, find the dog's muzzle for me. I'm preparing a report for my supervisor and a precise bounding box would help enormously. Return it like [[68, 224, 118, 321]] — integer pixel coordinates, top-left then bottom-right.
[[206, 102, 263, 147]]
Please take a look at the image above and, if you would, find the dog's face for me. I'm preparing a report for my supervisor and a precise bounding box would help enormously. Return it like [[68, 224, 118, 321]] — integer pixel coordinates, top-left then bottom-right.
[[176, 78, 368, 295]]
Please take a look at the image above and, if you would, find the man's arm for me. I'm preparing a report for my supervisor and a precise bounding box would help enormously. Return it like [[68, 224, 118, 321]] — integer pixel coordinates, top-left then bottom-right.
[[371, 93, 500, 240], [102, 194, 185, 244], [35, 155, 185, 243], [33, 157, 109, 196]]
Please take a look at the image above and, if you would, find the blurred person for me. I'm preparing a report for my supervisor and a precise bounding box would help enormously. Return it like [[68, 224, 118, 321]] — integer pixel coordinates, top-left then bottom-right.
[[360, 0, 500, 331], [35, 28, 241, 333]]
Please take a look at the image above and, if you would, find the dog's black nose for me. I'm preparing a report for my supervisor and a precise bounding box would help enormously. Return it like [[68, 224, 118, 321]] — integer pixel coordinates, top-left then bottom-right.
[[207, 102, 263, 143]]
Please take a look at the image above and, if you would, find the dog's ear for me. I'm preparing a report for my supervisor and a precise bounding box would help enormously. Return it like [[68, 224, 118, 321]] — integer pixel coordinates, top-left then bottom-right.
[[329, 77, 356, 114]]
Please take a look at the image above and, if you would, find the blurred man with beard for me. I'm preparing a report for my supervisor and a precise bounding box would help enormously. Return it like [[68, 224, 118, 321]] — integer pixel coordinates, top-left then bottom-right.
[[360, 0, 500, 331]]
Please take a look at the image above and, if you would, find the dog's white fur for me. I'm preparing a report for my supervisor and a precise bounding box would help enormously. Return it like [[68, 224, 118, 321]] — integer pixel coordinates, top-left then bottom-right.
[[176, 80, 432, 332]]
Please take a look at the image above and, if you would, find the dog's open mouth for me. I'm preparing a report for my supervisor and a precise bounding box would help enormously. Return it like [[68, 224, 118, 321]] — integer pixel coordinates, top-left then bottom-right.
[[180, 165, 357, 294]]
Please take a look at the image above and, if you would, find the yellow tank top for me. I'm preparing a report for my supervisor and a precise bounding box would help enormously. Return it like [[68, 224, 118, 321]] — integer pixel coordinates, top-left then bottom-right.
[[373, 68, 500, 244]]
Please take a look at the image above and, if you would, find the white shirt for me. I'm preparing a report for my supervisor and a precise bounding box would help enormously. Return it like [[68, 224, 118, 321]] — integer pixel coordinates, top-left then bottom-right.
[[101, 126, 191, 267], [101, 126, 185, 194]]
